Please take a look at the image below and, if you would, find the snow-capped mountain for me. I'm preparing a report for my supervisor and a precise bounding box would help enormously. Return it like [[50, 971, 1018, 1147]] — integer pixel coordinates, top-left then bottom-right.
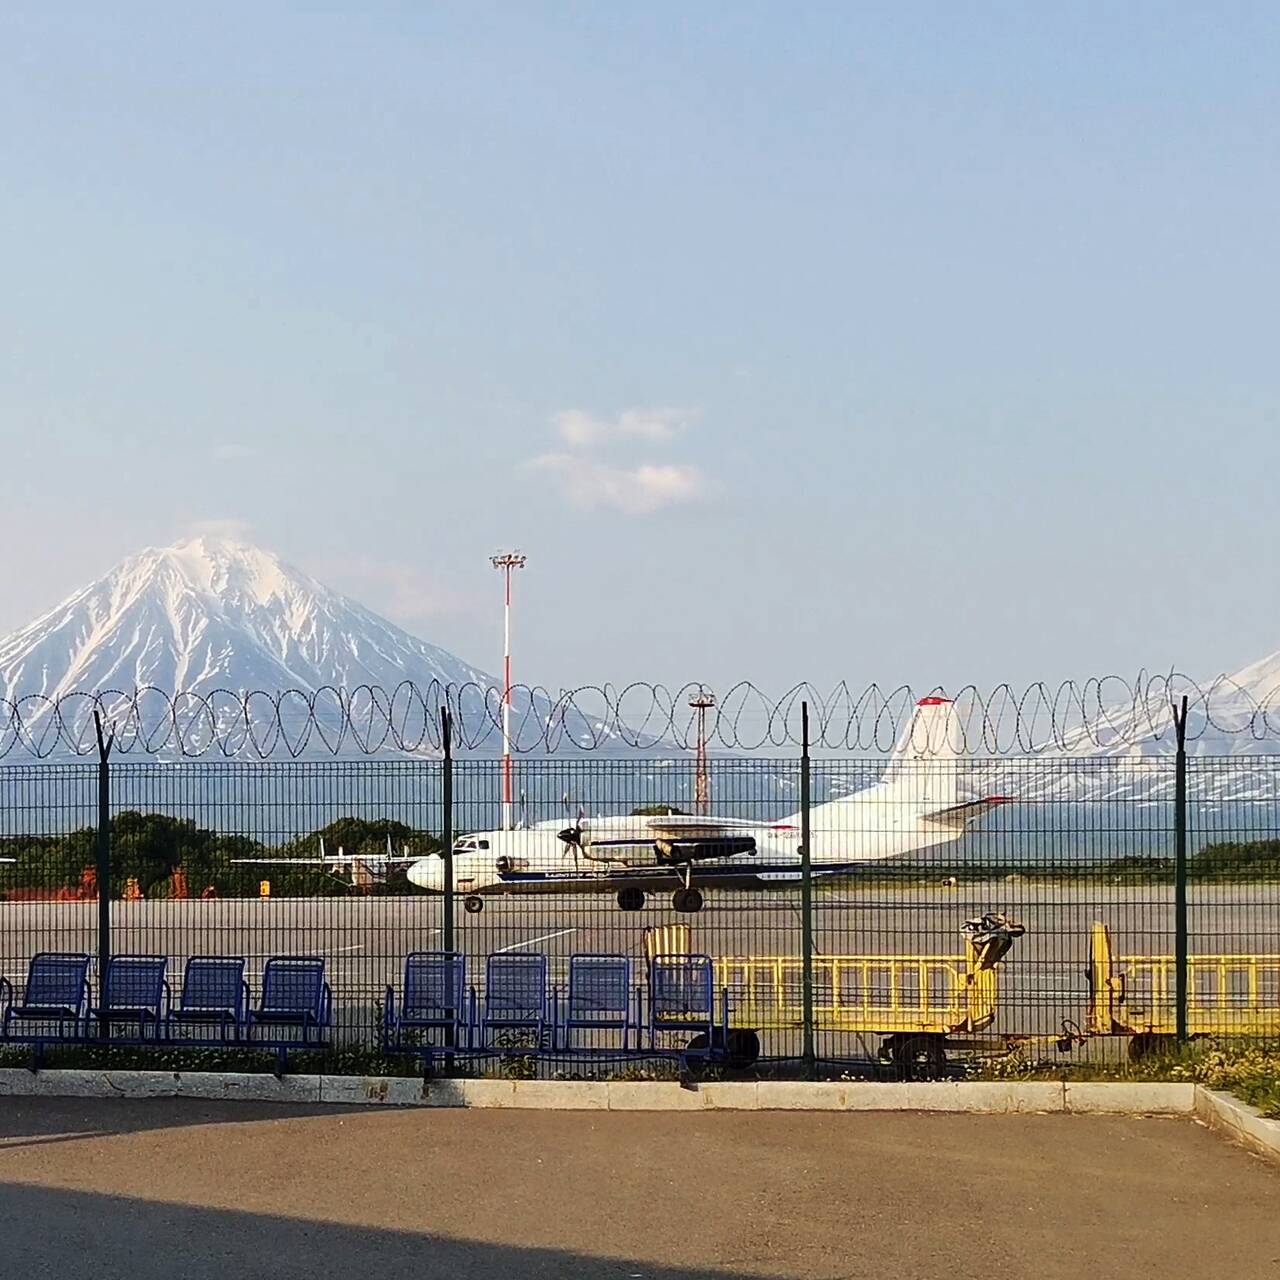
[[0, 536, 635, 758], [0, 536, 493, 699]]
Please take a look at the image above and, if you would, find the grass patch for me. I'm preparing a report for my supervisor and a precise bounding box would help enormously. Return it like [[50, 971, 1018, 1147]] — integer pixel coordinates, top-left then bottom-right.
[[971, 1037, 1280, 1117]]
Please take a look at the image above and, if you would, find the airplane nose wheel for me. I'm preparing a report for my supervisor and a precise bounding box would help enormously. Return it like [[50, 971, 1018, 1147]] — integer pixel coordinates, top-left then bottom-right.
[[616, 887, 646, 912], [463, 895, 484, 915], [672, 887, 703, 914]]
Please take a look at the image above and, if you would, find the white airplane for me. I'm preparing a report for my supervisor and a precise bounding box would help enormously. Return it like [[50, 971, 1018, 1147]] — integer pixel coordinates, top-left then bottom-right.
[[233, 836, 420, 888], [408, 696, 1011, 915]]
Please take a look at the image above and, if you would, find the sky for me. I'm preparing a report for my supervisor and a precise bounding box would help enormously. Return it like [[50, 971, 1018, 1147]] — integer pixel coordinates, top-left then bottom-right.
[[2, 3, 1279, 697]]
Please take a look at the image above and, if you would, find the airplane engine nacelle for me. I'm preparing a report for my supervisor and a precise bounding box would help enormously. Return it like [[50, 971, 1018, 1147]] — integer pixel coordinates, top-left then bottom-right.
[[654, 836, 756, 864]]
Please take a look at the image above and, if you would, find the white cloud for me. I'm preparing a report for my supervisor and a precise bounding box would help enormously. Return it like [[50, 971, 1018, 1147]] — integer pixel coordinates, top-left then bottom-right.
[[213, 443, 259, 462], [531, 453, 706, 515], [552, 407, 694, 449], [186, 517, 255, 541]]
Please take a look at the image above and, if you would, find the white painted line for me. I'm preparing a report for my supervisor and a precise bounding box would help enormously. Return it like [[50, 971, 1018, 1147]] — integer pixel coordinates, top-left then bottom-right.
[[494, 928, 577, 954], [239, 943, 368, 959]]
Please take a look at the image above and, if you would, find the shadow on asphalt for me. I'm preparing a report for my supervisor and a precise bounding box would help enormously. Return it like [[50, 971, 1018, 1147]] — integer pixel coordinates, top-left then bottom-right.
[[0, 1097, 365, 1149], [0, 1181, 752, 1280]]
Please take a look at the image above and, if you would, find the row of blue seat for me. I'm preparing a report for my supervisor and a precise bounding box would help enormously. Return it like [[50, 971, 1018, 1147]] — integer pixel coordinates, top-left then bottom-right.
[[0, 952, 332, 1072], [0, 950, 742, 1074], [382, 951, 732, 1068]]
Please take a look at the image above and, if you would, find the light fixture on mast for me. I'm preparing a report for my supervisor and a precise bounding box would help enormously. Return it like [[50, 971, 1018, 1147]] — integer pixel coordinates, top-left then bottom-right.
[[491, 551, 527, 831]]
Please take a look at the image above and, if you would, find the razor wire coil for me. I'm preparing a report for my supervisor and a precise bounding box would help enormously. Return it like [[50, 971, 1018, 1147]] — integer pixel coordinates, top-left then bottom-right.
[[0, 673, 1275, 759]]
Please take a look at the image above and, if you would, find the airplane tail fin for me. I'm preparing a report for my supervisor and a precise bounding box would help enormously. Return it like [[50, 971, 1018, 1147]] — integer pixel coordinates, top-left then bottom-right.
[[880, 696, 962, 813]]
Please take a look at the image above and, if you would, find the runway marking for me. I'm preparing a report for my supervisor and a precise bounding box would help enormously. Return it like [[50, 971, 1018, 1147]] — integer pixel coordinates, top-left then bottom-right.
[[494, 928, 577, 954]]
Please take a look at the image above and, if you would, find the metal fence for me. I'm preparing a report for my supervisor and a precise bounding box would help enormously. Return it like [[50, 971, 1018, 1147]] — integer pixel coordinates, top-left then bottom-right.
[[0, 743, 1278, 1077]]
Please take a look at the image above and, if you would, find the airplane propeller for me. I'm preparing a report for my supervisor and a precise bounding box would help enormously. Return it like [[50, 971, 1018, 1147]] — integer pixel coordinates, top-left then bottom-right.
[[557, 808, 586, 864]]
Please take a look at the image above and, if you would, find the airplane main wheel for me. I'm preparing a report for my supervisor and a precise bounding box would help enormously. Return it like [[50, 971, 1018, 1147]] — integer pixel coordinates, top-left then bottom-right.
[[617, 887, 646, 912], [672, 887, 704, 914], [463, 895, 484, 915]]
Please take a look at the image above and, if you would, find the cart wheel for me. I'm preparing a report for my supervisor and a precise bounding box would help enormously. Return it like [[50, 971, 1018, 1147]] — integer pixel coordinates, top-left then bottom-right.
[[463, 895, 484, 915], [886, 1034, 946, 1080], [616, 887, 646, 912], [725, 1028, 761, 1070], [682, 1031, 711, 1077], [672, 887, 704, 914], [1127, 1032, 1175, 1062]]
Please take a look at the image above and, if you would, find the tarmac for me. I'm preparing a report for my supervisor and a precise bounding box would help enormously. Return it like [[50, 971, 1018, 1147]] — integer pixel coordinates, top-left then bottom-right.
[[1, 882, 1277, 1046], [0, 1098, 1276, 1278]]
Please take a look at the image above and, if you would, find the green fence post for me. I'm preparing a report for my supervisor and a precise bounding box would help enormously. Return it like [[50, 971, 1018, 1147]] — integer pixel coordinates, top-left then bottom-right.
[[1173, 695, 1189, 1043], [800, 702, 815, 1078], [92, 710, 115, 1008], [441, 706, 454, 956]]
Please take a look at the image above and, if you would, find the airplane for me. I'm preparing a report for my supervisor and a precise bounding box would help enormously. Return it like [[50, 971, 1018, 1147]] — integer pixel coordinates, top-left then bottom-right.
[[407, 696, 1012, 915], [232, 836, 420, 890]]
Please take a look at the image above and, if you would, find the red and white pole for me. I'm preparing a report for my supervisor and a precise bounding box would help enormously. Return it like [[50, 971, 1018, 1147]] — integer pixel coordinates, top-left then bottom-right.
[[491, 552, 527, 830]]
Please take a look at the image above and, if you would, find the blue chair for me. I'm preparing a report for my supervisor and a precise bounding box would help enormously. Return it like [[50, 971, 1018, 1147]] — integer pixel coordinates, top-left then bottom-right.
[[483, 953, 549, 1050], [648, 954, 725, 1063], [92, 955, 170, 1040], [167, 957, 249, 1043], [564, 954, 634, 1054], [248, 956, 332, 1073], [383, 952, 472, 1064], [0, 953, 91, 1061]]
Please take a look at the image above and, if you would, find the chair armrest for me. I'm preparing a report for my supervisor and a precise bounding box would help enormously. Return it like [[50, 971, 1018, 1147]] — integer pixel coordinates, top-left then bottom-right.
[[241, 980, 252, 1018], [383, 985, 395, 1028], [320, 983, 333, 1025]]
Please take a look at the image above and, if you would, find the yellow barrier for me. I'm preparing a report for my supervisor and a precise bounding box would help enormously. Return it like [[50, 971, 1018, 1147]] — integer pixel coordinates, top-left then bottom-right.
[[714, 937, 1001, 1035], [644, 924, 692, 966], [1087, 921, 1280, 1038]]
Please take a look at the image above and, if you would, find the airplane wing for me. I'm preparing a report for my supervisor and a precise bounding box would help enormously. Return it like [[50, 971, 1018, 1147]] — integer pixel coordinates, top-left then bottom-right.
[[643, 815, 797, 838], [226, 855, 414, 865], [230, 857, 338, 865], [921, 796, 1013, 827]]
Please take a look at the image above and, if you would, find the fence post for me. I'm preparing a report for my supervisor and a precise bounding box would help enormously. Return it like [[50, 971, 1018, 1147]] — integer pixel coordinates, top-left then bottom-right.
[[800, 702, 815, 1078], [92, 711, 115, 998], [1173, 695, 1189, 1043], [440, 707, 454, 957]]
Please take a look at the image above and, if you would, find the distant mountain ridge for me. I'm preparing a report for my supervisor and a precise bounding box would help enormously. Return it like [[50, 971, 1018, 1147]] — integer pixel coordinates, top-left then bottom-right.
[[0, 536, 641, 758]]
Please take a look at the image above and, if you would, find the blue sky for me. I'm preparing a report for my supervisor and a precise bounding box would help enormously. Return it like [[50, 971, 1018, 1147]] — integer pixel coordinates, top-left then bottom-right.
[[2, 3, 1278, 694]]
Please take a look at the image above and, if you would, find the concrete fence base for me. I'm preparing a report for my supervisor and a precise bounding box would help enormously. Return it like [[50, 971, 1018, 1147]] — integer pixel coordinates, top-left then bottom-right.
[[0, 1069, 1200, 1116]]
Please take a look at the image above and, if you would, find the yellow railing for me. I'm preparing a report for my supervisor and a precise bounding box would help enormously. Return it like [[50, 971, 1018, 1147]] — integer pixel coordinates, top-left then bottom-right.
[[1087, 921, 1280, 1037], [714, 940, 1000, 1034]]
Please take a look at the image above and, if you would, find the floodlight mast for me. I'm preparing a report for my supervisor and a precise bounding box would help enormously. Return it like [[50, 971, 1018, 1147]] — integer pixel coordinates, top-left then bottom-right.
[[689, 688, 716, 816], [491, 552, 527, 830]]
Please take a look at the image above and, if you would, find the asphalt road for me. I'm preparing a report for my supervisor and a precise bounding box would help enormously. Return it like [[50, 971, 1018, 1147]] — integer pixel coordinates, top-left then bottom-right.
[[0, 1099, 1275, 1279], [2, 883, 1277, 1049]]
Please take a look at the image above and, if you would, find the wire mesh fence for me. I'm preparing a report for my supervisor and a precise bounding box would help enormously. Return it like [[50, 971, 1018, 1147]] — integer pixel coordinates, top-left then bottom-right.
[[0, 749, 1276, 1076]]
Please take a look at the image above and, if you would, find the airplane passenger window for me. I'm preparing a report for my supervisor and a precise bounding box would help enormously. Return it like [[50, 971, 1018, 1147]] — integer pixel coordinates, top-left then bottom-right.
[[478, 840, 490, 850]]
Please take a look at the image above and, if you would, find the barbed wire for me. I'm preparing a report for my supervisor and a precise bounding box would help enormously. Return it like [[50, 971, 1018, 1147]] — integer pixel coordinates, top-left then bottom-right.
[[0, 672, 1277, 760]]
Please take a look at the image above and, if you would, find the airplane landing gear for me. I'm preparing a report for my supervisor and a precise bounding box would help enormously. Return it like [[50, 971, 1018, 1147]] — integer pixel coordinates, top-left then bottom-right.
[[463, 895, 484, 915], [672, 887, 704, 914], [617, 887, 646, 912]]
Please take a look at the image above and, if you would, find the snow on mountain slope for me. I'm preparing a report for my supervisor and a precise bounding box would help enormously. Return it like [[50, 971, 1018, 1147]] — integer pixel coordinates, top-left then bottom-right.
[[0, 536, 495, 699]]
